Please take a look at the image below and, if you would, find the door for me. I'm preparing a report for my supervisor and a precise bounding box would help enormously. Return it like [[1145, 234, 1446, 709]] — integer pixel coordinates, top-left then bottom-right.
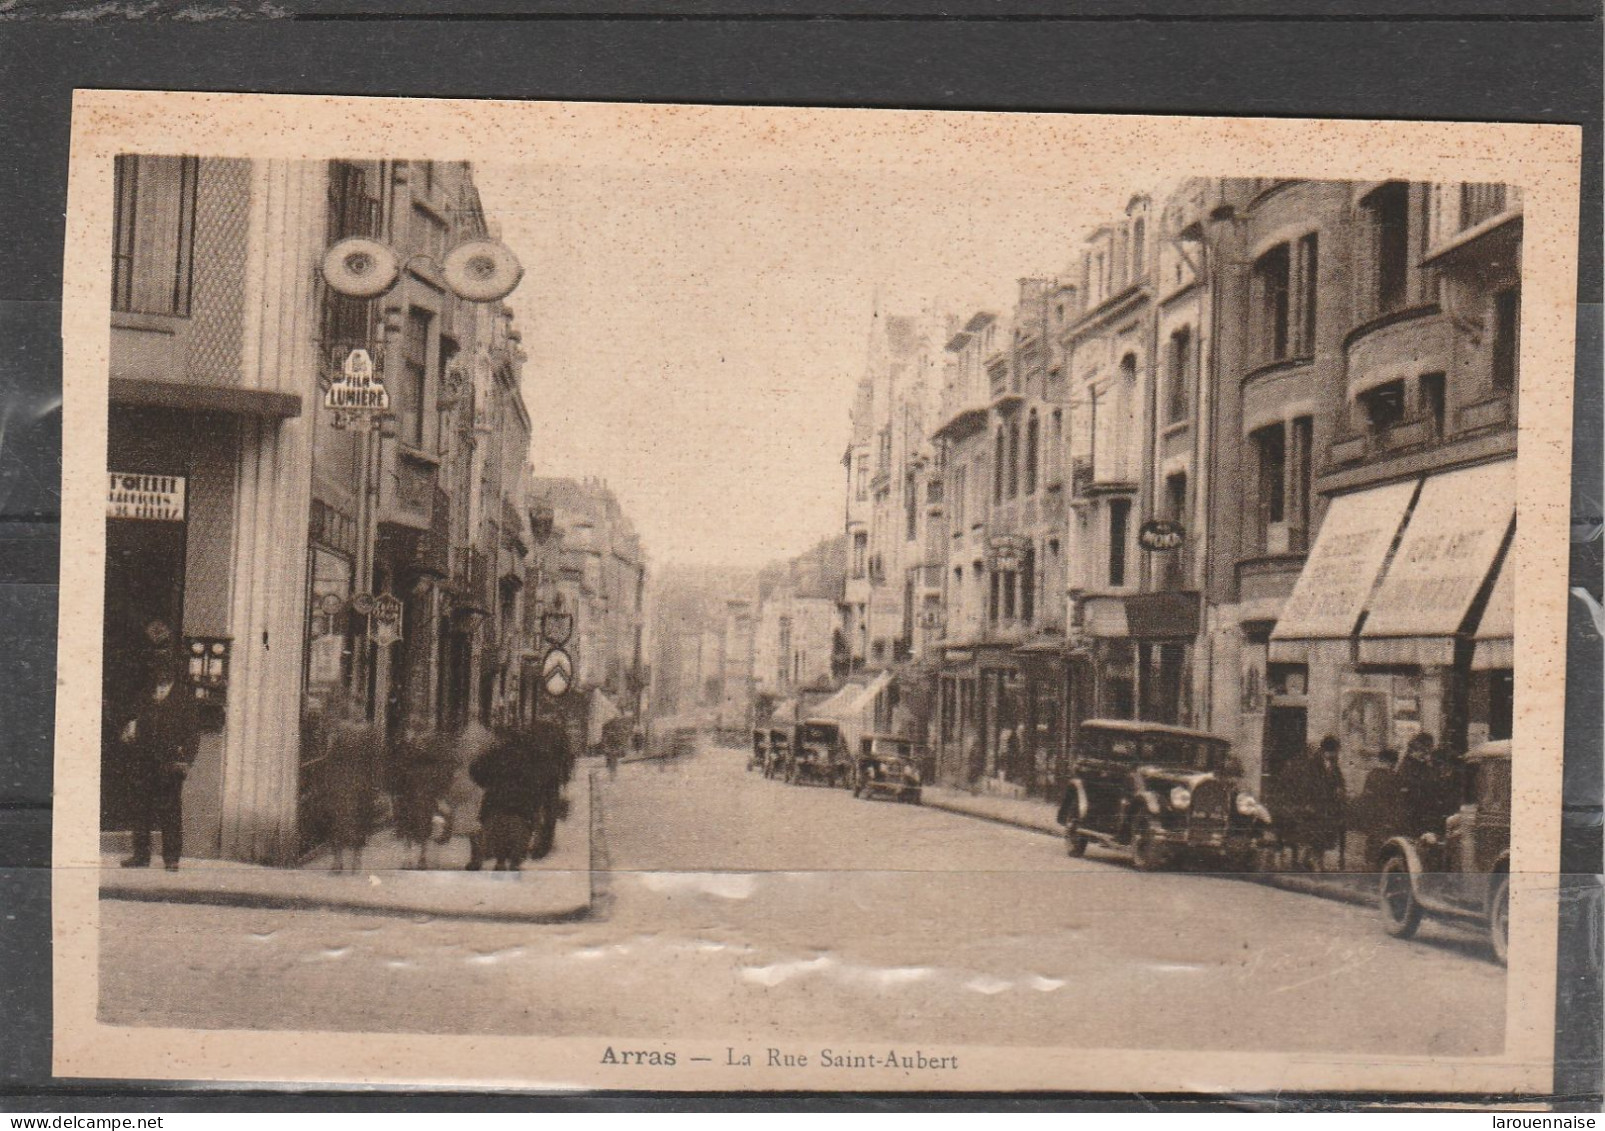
[[1077, 730, 1135, 835], [1262, 704, 1307, 803], [102, 518, 188, 829]]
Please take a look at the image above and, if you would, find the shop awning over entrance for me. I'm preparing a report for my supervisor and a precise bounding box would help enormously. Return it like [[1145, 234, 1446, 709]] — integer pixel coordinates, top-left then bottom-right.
[[1472, 551, 1514, 671], [809, 670, 892, 726], [1358, 461, 1515, 667], [1269, 478, 1418, 663], [111, 377, 302, 419]]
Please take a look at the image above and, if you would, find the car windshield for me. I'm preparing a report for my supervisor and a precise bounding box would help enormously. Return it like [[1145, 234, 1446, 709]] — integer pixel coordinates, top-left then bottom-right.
[[1139, 735, 1224, 771], [798, 724, 837, 745]]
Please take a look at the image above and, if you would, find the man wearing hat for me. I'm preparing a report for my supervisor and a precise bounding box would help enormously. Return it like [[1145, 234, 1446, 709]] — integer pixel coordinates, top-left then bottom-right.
[[116, 650, 198, 870]]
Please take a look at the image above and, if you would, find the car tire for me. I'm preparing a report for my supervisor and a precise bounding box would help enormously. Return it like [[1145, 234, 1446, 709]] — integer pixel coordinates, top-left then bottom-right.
[[1130, 815, 1166, 872], [1065, 823, 1089, 858], [1488, 872, 1510, 966], [1378, 853, 1422, 939]]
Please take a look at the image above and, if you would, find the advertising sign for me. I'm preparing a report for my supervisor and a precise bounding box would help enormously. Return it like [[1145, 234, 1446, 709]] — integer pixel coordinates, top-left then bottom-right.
[[542, 647, 574, 698], [107, 473, 186, 522], [324, 348, 392, 431]]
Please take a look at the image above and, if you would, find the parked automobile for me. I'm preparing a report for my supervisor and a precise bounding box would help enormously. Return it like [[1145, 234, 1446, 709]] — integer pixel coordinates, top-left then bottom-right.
[[787, 719, 851, 787], [1055, 719, 1270, 870], [852, 734, 923, 804], [749, 728, 767, 772], [1376, 739, 1510, 964], [764, 727, 791, 779]]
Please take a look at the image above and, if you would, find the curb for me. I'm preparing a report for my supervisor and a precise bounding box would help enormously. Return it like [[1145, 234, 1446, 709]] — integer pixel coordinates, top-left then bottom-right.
[[921, 791, 1378, 909], [100, 779, 596, 925]]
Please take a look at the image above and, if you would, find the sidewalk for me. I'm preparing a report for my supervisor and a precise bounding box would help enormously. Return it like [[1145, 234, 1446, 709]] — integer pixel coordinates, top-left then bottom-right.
[[99, 771, 594, 923], [920, 784, 1375, 907]]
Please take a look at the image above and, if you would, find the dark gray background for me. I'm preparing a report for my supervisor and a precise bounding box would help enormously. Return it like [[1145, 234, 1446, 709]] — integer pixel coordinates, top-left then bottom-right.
[[0, 0, 1598, 1110]]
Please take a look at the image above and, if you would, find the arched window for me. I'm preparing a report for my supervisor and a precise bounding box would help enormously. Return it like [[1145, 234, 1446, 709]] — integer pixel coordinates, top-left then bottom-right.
[[1025, 410, 1040, 495], [994, 427, 1005, 504], [1132, 218, 1146, 278]]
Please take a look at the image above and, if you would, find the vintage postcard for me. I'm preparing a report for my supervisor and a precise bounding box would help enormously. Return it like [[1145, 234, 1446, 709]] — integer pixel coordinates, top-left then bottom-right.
[[53, 92, 1580, 1094]]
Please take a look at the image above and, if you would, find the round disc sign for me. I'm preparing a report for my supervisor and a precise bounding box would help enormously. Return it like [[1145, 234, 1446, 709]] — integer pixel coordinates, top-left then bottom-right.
[[541, 647, 574, 698]]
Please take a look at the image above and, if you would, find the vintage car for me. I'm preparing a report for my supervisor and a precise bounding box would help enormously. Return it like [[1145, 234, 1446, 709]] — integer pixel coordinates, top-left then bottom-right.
[[787, 719, 851, 787], [1376, 740, 1511, 964], [1055, 719, 1270, 870], [852, 734, 923, 804], [749, 728, 767, 772], [764, 726, 792, 779]]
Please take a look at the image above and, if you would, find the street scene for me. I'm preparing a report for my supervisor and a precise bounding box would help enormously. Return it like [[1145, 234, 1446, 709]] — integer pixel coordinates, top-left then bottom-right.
[[94, 146, 1522, 1058]]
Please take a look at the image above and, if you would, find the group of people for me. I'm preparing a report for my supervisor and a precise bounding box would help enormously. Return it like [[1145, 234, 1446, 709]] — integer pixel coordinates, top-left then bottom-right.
[[318, 702, 573, 873], [1271, 732, 1471, 872]]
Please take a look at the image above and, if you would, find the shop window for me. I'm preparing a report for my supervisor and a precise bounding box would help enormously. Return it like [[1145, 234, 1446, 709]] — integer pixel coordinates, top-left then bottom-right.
[[111, 155, 199, 317], [1108, 498, 1130, 588], [1166, 326, 1192, 424], [1253, 243, 1291, 362], [1492, 286, 1520, 393], [1420, 372, 1447, 438], [1024, 411, 1039, 495], [1364, 181, 1411, 316], [1359, 379, 1407, 434]]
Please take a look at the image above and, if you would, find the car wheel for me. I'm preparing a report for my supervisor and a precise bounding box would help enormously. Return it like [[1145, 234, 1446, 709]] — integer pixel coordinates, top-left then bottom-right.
[[1065, 823, 1089, 858], [1130, 815, 1166, 872], [1378, 854, 1422, 939], [1488, 873, 1509, 966]]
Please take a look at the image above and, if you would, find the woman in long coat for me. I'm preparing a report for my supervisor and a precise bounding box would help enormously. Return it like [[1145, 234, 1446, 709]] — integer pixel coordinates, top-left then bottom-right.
[[320, 696, 381, 873]]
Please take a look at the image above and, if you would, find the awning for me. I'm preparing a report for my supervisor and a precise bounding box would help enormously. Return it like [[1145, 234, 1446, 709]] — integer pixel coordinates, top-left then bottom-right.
[[111, 377, 302, 419], [1359, 461, 1515, 666], [809, 670, 892, 725], [1472, 551, 1514, 671], [1269, 478, 1418, 663]]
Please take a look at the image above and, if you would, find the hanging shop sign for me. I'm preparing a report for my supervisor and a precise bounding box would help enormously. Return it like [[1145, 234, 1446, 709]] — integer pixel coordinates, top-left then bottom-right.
[[1138, 519, 1186, 552], [324, 348, 392, 430], [541, 611, 574, 647], [542, 646, 574, 698], [350, 592, 376, 617], [107, 473, 186, 522], [371, 593, 403, 625]]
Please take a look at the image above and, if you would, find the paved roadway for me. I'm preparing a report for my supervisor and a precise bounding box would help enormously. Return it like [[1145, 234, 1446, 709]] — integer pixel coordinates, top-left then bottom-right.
[[99, 743, 1505, 1055]]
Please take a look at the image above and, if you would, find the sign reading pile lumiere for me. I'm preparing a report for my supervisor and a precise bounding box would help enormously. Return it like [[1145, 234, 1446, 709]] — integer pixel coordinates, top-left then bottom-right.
[[309, 229, 525, 656]]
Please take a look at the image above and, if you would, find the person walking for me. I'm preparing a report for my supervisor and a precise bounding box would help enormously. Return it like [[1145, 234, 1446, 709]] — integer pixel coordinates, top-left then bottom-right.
[[468, 725, 545, 871], [116, 652, 198, 871], [1355, 747, 1405, 868], [1396, 731, 1451, 837], [319, 695, 381, 874], [390, 723, 456, 869], [1308, 736, 1348, 871]]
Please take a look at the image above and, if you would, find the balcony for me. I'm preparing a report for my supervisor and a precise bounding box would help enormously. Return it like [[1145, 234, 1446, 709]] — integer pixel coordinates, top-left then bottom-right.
[[1344, 306, 1448, 403]]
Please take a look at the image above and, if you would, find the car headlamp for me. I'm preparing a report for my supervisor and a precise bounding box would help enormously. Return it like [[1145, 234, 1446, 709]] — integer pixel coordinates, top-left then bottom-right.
[[1169, 785, 1192, 810], [1235, 792, 1260, 818]]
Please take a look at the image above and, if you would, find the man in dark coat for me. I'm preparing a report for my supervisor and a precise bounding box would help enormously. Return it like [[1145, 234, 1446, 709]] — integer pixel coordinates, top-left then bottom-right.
[[117, 651, 198, 870], [1355, 748, 1405, 867], [469, 725, 556, 871], [1396, 731, 1452, 837]]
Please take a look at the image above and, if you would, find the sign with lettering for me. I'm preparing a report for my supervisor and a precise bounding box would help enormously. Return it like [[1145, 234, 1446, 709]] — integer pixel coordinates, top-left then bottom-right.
[[542, 646, 574, 698], [371, 593, 403, 625], [1138, 519, 1185, 552], [107, 473, 186, 522], [324, 348, 391, 430]]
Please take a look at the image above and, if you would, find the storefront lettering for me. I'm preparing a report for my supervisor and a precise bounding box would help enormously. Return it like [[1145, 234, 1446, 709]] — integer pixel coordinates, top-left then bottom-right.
[[106, 473, 186, 522]]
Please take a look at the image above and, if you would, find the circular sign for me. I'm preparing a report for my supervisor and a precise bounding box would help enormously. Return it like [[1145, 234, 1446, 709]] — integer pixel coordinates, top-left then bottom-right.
[[541, 647, 574, 698], [442, 238, 525, 303], [1138, 519, 1187, 552], [321, 237, 400, 299], [318, 593, 345, 617], [350, 592, 376, 617]]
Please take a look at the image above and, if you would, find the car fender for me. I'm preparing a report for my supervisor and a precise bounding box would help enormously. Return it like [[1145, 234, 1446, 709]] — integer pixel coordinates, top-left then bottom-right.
[[1067, 780, 1089, 821], [1136, 789, 1163, 816]]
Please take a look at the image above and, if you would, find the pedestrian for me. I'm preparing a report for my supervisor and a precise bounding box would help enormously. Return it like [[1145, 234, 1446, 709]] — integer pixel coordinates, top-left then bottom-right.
[[319, 694, 381, 874], [1355, 747, 1405, 868], [468, 724, 552, 871], [1396, 731, 1452, 837], [1307, 735, 1347, 871], [115, 650, 198, 871], [390, 723, 456, 869]]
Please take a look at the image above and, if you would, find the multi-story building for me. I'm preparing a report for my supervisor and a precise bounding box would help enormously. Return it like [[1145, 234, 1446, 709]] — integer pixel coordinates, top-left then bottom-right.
[[1200, 178, 1520, 800]]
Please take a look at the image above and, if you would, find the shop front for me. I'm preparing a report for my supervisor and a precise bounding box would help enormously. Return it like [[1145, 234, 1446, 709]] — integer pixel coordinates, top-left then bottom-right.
[[1268, 460, 1515, 798]]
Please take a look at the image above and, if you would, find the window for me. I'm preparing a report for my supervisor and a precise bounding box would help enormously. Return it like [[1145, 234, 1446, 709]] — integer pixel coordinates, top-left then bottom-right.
[[322, 161, 381, 349], [1049, 409, 1064, 485], [855, 454, 868, 501], [1131, 218, 1146, 278], [1021, 545, 1036, 624], [1254, 243, 1291, 361], [851, 532, 867, 579], [1492, 286, 1520, 393], [1366, 181, 1411, 315], [1024, 411, 1039, 494], [1294, 232, 1319, 355], [1166, 326, 1192, 424], [1359, 379, 1407, 433], [412, 204, 447, 265], [401, 309, 432, 448], [111, 155, 198, 317], [989, 571, 1001, 623], [1253, 423, 1287, 538], [1108, 498, 1131, 588], [1289, 417, 1313, 552], [904, 471, 918, 541], [1460, 183, 1508, 231], [1008, 420, 1021, 499], [1420, 372, 1447, 438], [994, 428, 1005, 504], [1002, 567, 1016, 621], [951, 466, 966, 530]]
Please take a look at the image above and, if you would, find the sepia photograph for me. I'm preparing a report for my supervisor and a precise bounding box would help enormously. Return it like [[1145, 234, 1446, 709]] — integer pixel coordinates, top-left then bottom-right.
[[52, 93, 1580, 1094]]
